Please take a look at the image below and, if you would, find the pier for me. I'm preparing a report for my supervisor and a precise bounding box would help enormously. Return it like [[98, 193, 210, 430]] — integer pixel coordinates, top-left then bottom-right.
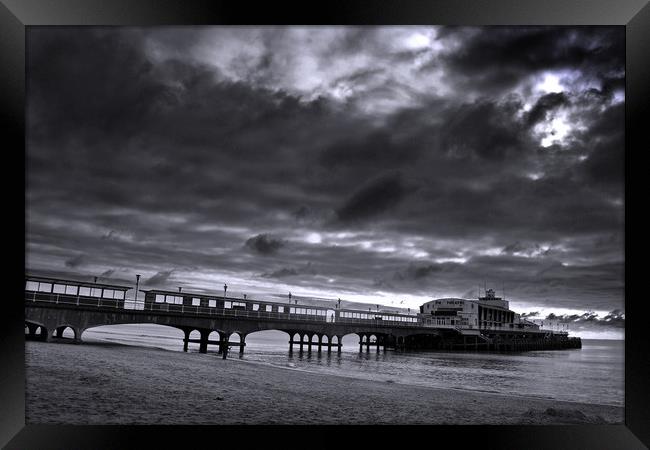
[[24, 275, 581, 357]]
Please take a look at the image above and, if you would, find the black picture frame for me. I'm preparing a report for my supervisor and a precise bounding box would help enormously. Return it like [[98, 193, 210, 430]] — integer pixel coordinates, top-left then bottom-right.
[[2, 1, 647, 448]]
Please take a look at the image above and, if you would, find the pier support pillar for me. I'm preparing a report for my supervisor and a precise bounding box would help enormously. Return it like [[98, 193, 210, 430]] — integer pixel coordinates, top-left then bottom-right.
[[318, 335, 323, 353], [222, 336, 230, 359], [300, 334, 304, 353], [42, 327, 54, 342], [26, 323, 38, 339], [337, 335, 343, 353], [199, 330, 209, 354], [73, 328, 83, 344], [183, 330, 190, 352], [239, 334, 247, 355]]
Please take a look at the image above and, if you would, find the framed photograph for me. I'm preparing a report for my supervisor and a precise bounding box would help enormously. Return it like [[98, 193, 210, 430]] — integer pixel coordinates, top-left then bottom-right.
[[2, 0, 648, 448]]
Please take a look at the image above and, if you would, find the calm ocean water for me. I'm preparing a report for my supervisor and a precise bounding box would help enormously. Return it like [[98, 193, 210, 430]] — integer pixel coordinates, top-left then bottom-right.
[[82, 324, 624, 407]]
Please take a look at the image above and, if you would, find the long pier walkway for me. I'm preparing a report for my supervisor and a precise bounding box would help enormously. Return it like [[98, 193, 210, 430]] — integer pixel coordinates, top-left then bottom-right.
[[24, 287, 580, 358]]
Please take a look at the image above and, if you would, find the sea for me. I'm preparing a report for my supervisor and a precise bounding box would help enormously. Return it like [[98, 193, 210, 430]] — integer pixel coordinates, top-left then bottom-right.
[[81, 324, 624, 407]]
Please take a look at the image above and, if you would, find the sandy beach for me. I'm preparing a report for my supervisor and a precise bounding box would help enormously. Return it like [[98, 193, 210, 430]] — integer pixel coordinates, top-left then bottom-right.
[[25, 341, 623, 425]]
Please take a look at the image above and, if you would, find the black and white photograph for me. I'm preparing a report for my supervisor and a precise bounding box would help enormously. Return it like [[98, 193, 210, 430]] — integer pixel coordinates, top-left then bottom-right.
[[24, 25, 626, 426]]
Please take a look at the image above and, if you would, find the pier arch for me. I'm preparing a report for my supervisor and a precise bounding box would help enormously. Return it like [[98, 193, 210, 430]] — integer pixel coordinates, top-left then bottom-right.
[[82, 323, 184, 347], [54, 325, 78, 340], [25, 321, 49, 341]]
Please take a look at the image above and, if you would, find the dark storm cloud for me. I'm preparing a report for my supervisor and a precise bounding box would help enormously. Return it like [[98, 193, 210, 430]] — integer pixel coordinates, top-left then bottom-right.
[[25, 27, 624, 336], [262, 267, 298, 278], [439, 99, 526, 161], [146, 270, 175, 286], [525, 92, 569, 127], [335, 173, 415, 223], [319, 130, 419, 169], [435, 26, 624, 95], [65, 254, 85, 269], [580, 103, 625, 186], [245, 234, 285, 255], [393, 263, 446, 281], [262, 262, 317, 279]]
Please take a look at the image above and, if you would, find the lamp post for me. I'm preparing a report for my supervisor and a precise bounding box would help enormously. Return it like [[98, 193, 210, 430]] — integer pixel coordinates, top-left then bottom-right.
[[337, 298, 341, 309], [135, 274, 141, 306], [224, 283, 228, 300], [289, 292, 292, 303]]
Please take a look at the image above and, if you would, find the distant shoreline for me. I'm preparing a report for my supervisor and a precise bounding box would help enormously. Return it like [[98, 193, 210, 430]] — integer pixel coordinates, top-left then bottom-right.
[[25, 341, 623, 425]]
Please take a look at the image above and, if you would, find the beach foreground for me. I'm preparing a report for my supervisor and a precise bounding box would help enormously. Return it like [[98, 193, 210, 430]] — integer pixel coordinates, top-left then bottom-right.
[[25, 341, 623, 425]]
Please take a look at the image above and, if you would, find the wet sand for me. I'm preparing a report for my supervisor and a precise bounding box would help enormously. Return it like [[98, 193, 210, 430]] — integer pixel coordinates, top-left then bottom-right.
[[25, 341, 623, 425]]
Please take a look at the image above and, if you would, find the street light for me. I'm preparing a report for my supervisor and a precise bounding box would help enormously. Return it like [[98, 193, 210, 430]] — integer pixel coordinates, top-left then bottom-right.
[[224, 283, 228, 299], [135, 274, 141, 306]]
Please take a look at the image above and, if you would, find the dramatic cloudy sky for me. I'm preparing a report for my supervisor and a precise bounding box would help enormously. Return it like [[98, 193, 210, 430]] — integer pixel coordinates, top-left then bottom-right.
[[26, 27, 625, 338]]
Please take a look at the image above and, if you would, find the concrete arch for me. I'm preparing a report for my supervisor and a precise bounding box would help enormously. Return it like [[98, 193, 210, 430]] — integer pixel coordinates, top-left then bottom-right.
[[25, 321, 49, 341], [55, 325, 78, 340], [227, 332, 243, 342], [82, 323, 184, 347], [244, 329, 291, 340], [337, 332, 357, 346], [84, 323, 183, 333], [189, 330, 201, 339]]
